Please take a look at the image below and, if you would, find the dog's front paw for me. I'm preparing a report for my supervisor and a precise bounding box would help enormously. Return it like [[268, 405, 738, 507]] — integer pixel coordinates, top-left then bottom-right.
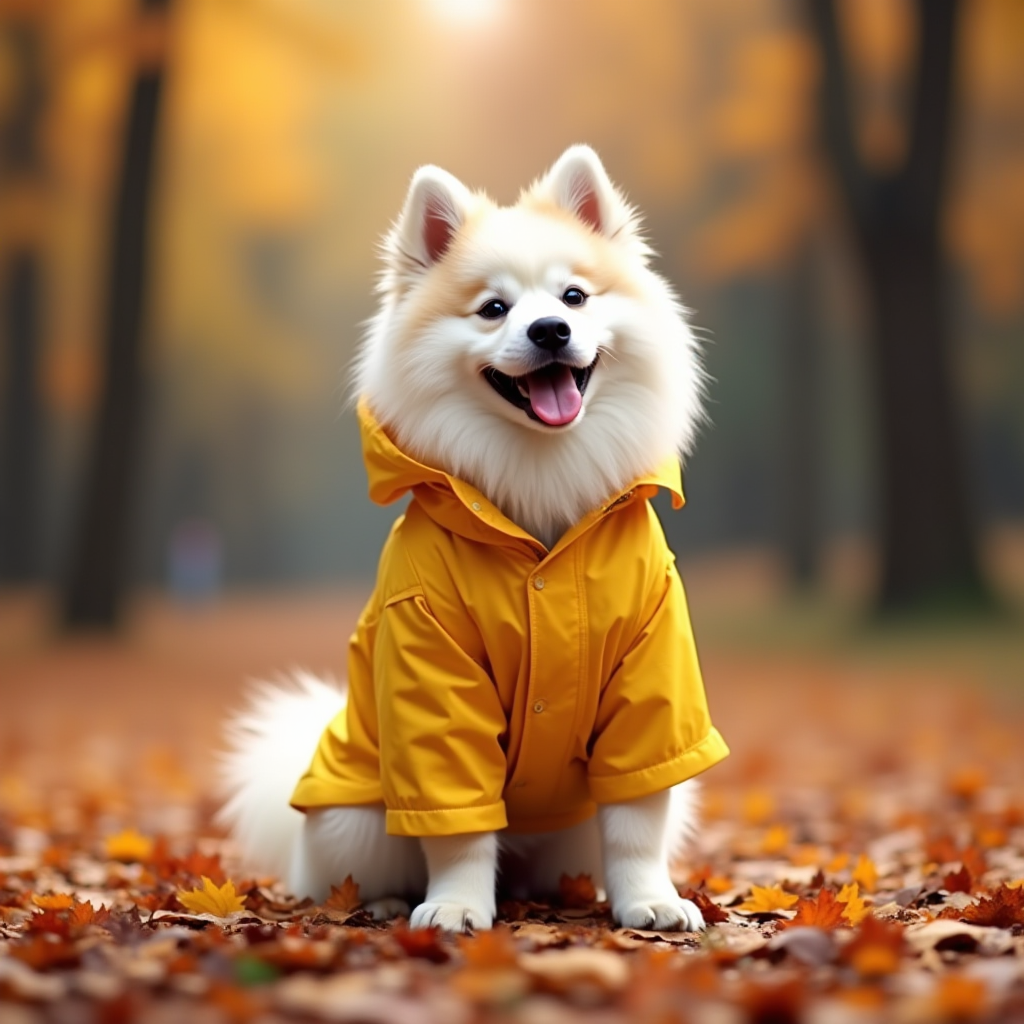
[[614, 895, 705, 932], [409, 901, 493, 932]]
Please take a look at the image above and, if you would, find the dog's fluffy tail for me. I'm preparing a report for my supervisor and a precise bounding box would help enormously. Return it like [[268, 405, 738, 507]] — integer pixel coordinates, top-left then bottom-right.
[[215, 672, 345, 881]]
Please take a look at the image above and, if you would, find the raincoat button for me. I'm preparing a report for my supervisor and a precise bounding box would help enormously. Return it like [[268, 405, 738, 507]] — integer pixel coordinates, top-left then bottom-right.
[[471, 502, 482, 512], [533, 576, 545, 591], [532, 700, 546, 713]]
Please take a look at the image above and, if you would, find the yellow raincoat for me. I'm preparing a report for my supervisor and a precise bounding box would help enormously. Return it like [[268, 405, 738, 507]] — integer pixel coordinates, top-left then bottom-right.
[[291, 401, 729, 837]]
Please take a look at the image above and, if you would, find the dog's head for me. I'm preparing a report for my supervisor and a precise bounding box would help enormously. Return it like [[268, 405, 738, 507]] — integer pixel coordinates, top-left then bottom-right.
[[357, 146, 705, 541]]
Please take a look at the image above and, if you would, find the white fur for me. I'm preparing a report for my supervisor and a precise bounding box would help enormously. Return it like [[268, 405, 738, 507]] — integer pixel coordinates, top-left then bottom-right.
[[599, 790, 704, 930], [356, 144, 706, 548], [214, 672, 346, 881], [219, 674, 702, 928], [218, 147, 708, 930]]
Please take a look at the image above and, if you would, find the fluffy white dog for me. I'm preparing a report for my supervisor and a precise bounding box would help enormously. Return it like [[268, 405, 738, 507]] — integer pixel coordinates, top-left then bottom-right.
[[217, 146, 727, 932]]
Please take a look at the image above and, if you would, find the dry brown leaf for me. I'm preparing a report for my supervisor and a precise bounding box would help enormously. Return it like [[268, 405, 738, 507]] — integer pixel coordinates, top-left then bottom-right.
[[323, 874, 361, 914], [680, 887, 730, 924], [956, 884, 1024, 928], [943, 864, 973, 894]]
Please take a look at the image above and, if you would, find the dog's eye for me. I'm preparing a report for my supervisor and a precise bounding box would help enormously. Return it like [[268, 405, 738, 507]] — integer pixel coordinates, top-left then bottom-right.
[[477, 299, 509, 319], [562, 287, 587, 307]]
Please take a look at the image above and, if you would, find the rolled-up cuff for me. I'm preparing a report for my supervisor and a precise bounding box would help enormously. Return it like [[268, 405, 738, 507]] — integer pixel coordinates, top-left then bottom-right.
[[588, 727, 730, 805], [385, 801, 508, 837]]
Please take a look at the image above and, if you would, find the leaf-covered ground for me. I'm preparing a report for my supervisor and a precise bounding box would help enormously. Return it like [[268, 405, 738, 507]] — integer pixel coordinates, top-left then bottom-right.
[[2, 588, 1023, 1023]]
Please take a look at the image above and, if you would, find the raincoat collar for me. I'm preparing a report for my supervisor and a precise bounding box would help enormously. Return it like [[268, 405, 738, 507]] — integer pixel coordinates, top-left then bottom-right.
[[357, 397, 684, 553]]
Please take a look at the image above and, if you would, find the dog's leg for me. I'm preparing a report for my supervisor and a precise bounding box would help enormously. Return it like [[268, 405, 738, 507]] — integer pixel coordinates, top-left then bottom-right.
[[410, 832, 497, 932], [598, 788, 704, 931], [292, 806, 427, 920]]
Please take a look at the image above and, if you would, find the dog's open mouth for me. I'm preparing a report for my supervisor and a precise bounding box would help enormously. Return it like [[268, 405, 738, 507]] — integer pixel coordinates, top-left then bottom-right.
[[483, 358, 597, 427]]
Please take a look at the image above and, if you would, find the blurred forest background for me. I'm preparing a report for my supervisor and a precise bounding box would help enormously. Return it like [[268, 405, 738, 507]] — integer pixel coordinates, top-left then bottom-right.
[[0, 0, 1023, 628]]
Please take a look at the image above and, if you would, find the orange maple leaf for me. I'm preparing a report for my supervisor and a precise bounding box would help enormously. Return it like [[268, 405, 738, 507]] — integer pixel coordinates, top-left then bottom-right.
[[31, 892, 75, 911], [176, 876, 247, 917], [736, 884, 799, 914], [323, 875, 362, 914], [788, 888, 847, 929], [69, 900, 107, 930], [558, 873, 597, 909]]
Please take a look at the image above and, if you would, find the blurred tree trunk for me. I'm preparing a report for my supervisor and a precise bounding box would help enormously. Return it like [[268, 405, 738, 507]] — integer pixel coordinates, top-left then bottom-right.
[[63, 0, 170, 627], [0, 23, 45, 583], [1, 251, 40, 582], [807, 0, 986, 611], [780, 236, 821, 587]]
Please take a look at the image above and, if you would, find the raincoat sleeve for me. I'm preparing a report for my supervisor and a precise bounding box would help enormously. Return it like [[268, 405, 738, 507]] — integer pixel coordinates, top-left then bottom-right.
[[587, 559, 729, 804], [374, 590, 510, 837]]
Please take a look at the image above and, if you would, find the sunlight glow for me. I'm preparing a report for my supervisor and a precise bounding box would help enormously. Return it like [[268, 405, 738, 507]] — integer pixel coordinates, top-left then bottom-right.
[[425, 0, 504, 27]]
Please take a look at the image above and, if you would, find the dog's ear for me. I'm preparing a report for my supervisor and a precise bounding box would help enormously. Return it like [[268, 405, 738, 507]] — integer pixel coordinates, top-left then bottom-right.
[[390, 165, 473, 273], [538, 145, 631, 238]]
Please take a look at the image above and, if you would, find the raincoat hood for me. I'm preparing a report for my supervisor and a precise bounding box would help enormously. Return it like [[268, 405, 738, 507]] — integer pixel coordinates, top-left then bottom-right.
[[357, 397, 686, 551]]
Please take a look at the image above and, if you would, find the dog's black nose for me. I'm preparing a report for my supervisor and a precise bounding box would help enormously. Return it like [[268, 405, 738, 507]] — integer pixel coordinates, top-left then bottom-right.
[[527, 316, 571, 351]]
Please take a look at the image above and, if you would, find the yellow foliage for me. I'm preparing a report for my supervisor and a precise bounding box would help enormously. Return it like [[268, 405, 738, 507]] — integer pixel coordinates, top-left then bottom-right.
[[827, 852, 851, 874], [761, 824, 791, 856], [177, 876, 247, 918], [742, 789, 775, 825], [851, 854, 878, 893], [737, 884, 799, 914], [790, 845, 826, 867], [706, 876, 734, 895], [104, 828, 154, 863], [837, 883, 870, 926]]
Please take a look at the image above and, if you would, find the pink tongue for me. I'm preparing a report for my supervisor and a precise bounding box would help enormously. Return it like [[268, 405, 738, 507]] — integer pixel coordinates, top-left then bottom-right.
[[526, 364, 582, 426]]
